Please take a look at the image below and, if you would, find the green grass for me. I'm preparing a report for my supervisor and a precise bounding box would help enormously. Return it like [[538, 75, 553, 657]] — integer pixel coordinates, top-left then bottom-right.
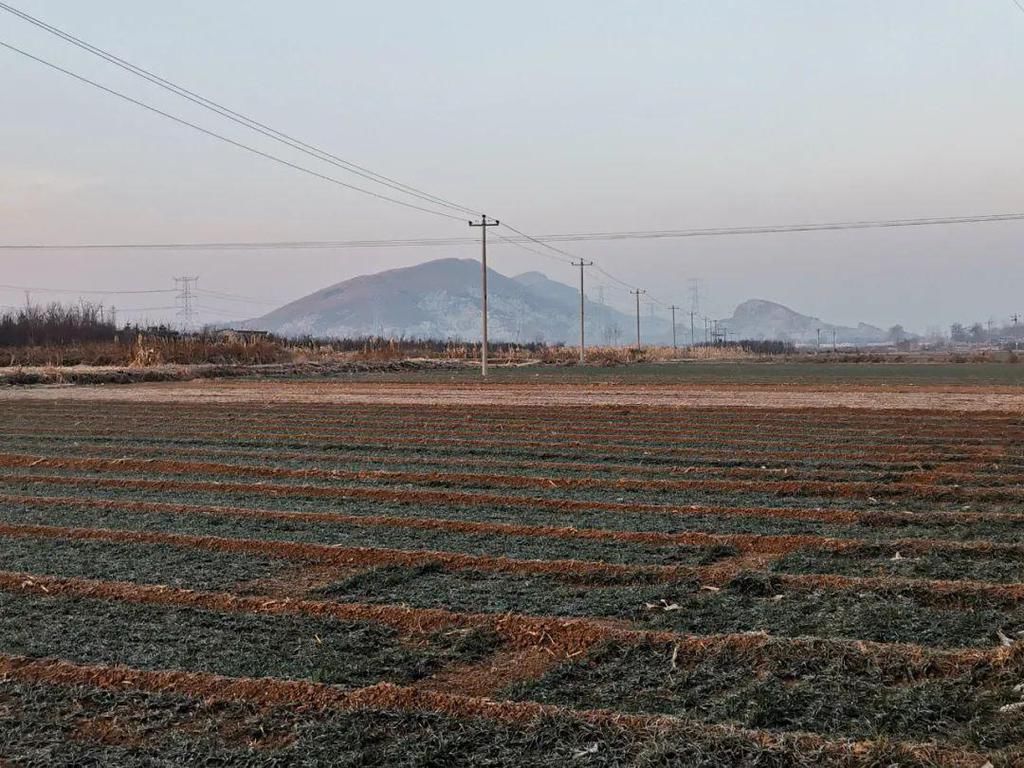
[[0, 536, 287, 590], [7, 478, 1024, 544], [320, 565, 1024, 649], [505, 638, 1024, 747], [0, 591, 498, 687], [0, 502, 736, 567], [1, 534, 1015, 650], [3, 393, 1024, 762], [773, 548, 1024, 584], [329, 360, 1024, 386], [1, 469, 1000, 518], [3, 678, 996, 768]]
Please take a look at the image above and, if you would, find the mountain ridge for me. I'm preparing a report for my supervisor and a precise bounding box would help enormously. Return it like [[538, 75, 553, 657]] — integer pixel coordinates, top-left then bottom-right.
[[239, 258, 638, 344], [239, 259, 891, 345], [721, 299, 889, 344]]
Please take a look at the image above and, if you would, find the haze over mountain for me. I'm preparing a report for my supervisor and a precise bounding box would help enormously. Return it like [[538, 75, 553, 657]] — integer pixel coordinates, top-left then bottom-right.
[[240, 258, 641, 344], [240, 259, 891, 346], [721, 299, 888, 345], [4, 4, 1023, 331]]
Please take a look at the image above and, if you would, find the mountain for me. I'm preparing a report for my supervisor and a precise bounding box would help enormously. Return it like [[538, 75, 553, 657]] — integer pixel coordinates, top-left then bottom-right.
[[719, 299, 888, 344], [238, 258, 637, 344], [238, 261, 890, 346]]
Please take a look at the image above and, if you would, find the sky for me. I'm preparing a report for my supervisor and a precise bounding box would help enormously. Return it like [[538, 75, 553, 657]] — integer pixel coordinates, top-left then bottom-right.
[[2, 0, 1023, 332]]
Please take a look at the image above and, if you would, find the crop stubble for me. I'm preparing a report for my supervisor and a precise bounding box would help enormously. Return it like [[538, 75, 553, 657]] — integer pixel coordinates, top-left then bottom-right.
[[1, 376, 1023, 765]]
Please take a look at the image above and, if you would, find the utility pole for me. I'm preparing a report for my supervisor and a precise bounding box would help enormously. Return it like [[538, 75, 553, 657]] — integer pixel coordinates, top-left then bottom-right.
[[174, 276, 199, 330], [816, 328, 821, 353], [572, 259, 593, 365], [669, 305, 680, 352], [631, 289, 646, 348], [832, 329, 837, 353], [468, 216, 499, 376]]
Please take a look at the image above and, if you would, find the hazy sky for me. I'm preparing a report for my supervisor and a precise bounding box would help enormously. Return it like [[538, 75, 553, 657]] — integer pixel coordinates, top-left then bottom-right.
[[2, 0, 1023, 332]]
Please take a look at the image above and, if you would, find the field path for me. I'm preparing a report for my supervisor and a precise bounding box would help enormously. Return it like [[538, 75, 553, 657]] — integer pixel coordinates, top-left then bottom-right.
[[4, 377, 1024, 411]]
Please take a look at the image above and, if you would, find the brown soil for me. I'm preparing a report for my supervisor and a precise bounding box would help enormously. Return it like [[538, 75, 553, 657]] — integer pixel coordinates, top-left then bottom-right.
[[11, 414, 1016, 447], [415, 646, 561, 698], [43, 440, 1020, 485], [7, 521, 1024, 608], [0, 654, 991, 768], [233, 564, 364, 600], [71, 715, 147, 748], [8, 492, 1024, 560], [0, 521, 670, 582], [9, 423, 1012, 467], [3, 378, 1024, 412], [0, 472, 870, 525], [3, 452, 1021, 500], [1, 570, 1015, 677]]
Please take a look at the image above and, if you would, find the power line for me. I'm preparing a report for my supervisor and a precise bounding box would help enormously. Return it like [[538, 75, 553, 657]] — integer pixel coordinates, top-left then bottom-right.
[[542, 213, 1024, 241], [9, 3, 1024, 344], [499, 222, 573, 265], [0, 282, 173, 295], [115, 307, 180, 313], [0, 1, 480, 219], [194, 289, 280, 306], [0, 26, 629, 328], [6, 210, 1020, 252], [0, 237, 478, 251], [193, 304, 244, 317], [0, 11, 643, 337], [0, 40, 466, 223], [0, 4, 619, 323]]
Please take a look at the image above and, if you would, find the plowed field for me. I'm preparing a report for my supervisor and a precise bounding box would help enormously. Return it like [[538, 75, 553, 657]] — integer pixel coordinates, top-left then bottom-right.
[[2, 372, 1023, 766]]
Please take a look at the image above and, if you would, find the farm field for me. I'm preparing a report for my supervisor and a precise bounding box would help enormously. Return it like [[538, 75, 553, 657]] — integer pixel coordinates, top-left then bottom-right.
[[2, 369, 1024, 766]]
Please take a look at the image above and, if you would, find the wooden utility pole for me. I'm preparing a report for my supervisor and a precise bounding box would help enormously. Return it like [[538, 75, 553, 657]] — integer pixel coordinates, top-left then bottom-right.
[[669, 305, 680, 352], [631, 289, 646, 348], [468, 216, 499, 376], [572, 259, 593, 365]]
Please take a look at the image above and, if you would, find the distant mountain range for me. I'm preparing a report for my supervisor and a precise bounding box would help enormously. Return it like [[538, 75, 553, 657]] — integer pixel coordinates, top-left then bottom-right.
[[720, 299, 889, 345], [239, 258, 639, 344], [238, 258, 890, 345]]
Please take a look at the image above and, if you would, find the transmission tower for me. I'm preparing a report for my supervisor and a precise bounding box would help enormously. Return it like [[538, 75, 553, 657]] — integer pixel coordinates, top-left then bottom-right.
[[174, 276, 199, 329], [687, 278, 702, 316]]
